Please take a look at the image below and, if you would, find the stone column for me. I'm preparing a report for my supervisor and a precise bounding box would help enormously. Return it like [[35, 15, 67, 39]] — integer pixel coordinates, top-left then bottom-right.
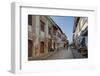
[[34, 16, 40, 56], [44, 20, 48, 54], [52, 40, 54, 50], [51, 27, 53, 49], [32, 16, 35, 57]]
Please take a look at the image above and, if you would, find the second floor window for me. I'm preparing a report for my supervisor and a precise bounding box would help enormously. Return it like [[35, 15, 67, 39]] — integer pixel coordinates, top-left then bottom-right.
[[49, 27, 51, 35], [58, 33, 61, 38], [40, 20, 45, 32], [28, 15, 32, 25]]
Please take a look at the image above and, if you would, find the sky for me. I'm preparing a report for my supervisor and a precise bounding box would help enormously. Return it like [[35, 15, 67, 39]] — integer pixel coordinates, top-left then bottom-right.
[[50, 16, 74, 43]]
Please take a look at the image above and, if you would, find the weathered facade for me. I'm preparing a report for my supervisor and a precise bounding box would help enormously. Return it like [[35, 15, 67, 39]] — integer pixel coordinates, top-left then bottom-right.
[[28, 15, 68, 60], [73, 17, 88, 57]]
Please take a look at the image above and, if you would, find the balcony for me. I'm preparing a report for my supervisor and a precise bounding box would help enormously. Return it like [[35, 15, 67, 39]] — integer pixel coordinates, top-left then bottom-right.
[[28, 25, 34, 39], [40, 31, 45, 41], [28, 25, 32, 33]]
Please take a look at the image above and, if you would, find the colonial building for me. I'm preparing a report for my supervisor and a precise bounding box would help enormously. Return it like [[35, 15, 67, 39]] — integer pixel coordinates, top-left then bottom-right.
[[28, 15, 68, 60], [73, 17, 88, 57]]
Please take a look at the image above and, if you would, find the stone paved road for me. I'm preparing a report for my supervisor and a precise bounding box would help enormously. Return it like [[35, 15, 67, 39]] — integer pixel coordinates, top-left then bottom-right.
[[46, 47, 74, 59], [70, 47, 84, 58]]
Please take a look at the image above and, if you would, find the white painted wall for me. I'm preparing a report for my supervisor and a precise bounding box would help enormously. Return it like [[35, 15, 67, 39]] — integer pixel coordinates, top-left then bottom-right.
[[0, 0, 100, 76]]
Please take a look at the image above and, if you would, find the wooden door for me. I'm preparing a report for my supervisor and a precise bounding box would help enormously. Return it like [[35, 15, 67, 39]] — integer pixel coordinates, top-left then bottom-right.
[[40, 42, 44, 53], [28, 40, 33, 57]]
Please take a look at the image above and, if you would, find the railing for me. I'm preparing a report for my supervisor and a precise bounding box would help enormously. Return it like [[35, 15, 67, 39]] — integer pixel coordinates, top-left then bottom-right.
[[28, 25, 32, 33], [28, 25, 34, 39]]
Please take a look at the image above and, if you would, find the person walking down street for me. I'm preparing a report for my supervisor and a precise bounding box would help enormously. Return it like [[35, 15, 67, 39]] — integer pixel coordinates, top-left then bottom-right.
[[66, 40, 69, 50]]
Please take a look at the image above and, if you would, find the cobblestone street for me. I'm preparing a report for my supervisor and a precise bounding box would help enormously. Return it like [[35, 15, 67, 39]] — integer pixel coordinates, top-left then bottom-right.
[[45, 46, 84, 59], [46, 47, 74, 59], [29, 47, 85, 60], [71, 47, 84, 59]]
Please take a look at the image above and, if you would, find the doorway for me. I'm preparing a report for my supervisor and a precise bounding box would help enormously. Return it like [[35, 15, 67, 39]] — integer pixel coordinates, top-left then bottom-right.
[[40, 41, 44, 53], [28, 40, 33, 57]]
